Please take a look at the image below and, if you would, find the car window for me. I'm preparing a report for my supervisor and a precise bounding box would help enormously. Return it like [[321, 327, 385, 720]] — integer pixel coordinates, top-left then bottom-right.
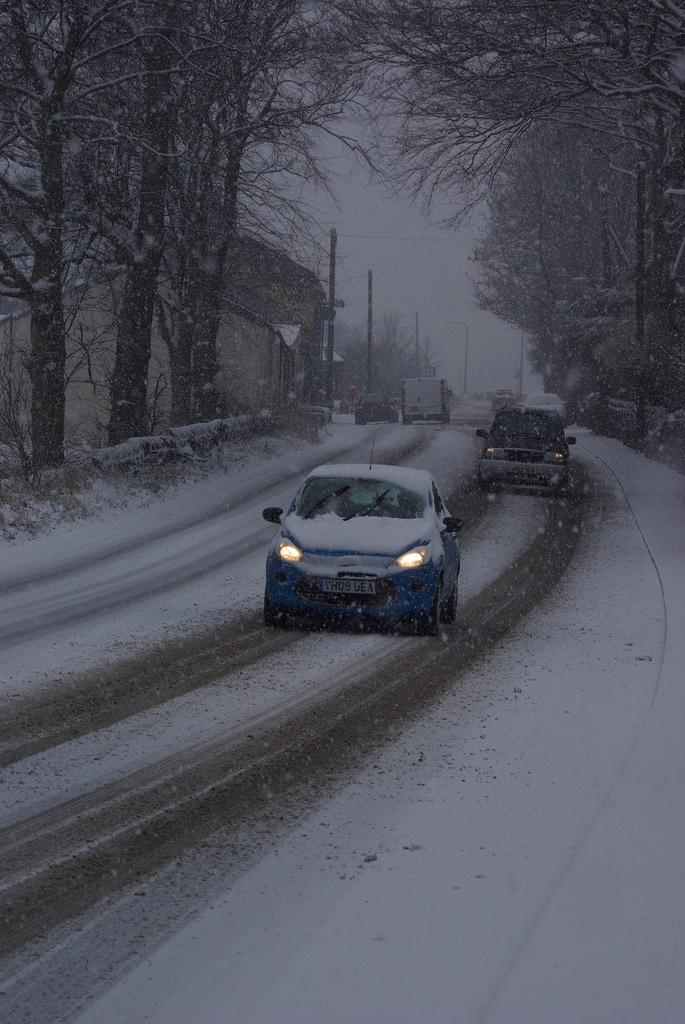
[[491, 410, 559, 441], [295, 476, 426, 520]]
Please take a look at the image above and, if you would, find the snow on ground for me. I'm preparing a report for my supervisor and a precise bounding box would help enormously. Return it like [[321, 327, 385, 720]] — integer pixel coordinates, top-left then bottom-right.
[[0, 420, 543, 829], [75, 431, 685, 1024], [1, 420, 473, 696], [0, 487, 542, 829]]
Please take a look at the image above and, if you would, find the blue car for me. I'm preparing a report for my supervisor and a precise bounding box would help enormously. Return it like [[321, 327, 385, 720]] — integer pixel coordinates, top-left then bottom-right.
[[262, 464, 462, 634]]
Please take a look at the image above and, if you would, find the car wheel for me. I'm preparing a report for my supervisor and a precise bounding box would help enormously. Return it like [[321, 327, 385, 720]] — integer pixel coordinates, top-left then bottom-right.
[[263, 588, 283, 627], [355, 415, 366, 425], [440, 580, 457, 623], [417, 577, 442, 636], [402, 416, 412, 425], [477, 474, 491, 492]]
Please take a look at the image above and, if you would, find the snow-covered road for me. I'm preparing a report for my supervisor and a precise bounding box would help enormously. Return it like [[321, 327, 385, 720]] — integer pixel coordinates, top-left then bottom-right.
[[71, 432, 684, 1024], [1, 420, 683, 1023], [0, 422, 436, 672]]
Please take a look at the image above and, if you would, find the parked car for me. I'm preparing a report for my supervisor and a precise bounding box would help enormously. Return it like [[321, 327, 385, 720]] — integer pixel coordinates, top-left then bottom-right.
[[262, 463, 462, 634], [354, 393, 399, 425], [491, 389, 517, 410], [522, 392, 567, 424], [402, 377, 451, 424], [476, 407, 576, 493]]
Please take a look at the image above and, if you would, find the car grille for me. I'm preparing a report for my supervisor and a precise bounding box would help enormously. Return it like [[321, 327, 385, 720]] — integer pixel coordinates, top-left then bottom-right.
[[504, 449, 544, 463], [295, 574, 400, 607]]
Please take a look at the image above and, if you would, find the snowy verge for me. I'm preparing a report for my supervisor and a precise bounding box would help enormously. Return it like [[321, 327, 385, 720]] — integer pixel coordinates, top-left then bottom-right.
[[482, 433, 685, 1023], [0, 421, 314, 545]]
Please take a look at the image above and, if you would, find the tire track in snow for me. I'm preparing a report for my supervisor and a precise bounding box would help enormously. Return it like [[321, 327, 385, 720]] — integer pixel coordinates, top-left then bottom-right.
[[0, 467, 590, 963], [0, 468, 490, 768]]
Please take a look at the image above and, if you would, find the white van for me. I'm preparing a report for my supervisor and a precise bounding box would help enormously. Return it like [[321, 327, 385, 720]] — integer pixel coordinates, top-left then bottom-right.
[[401, 377, 451, 424]]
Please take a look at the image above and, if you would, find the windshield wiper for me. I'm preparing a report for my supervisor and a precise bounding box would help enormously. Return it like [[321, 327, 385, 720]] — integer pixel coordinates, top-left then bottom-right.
[[304, 484, 351, 519], [343, 489, 390, 521]]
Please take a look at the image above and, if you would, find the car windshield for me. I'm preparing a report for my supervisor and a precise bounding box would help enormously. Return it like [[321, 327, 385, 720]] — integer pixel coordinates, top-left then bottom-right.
[[491, 410, 559, 441], [295, 476, 426, 520], [360, 394, 383, 403]]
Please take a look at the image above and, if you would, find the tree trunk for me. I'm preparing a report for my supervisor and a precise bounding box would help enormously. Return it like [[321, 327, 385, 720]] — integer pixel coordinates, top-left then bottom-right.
[[28, 116, 66, 471], [28, 280, 66, 469], [108, 263, 159, 443], [106, 25, 174, 446], [170, 313, 193, 426], [191, 267, 223, 422], [189, 139, 244, 422]]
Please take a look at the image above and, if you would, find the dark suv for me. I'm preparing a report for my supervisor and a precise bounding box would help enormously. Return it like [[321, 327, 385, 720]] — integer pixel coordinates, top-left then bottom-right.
[[476, 408, 576, 492], [354, 393, 399, 425]]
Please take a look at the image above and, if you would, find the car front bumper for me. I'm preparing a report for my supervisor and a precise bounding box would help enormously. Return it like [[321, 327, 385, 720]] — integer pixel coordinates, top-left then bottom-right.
[[479, 457, 568, 489], [265, 557, 443, 623]]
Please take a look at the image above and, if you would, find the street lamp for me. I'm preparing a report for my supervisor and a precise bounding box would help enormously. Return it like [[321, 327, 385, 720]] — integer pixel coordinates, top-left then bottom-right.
[[451, 320, 469, 393]]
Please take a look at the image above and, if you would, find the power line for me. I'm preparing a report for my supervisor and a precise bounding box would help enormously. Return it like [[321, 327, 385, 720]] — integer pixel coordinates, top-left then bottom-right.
[[338, 233, 476, 242]]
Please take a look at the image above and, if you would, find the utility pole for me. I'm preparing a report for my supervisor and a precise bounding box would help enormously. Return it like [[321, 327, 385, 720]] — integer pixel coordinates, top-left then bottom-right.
[[635, 161, 646, 440], [519, 329, 525, 399], [451, 320, 469, 393], [415, 311, 420, 375], [366, 270, 373, 391], [325, 228, 337, 408]]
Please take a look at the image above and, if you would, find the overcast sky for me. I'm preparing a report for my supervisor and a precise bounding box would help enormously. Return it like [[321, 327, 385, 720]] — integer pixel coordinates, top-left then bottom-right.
[[311, 139, 542, 395]]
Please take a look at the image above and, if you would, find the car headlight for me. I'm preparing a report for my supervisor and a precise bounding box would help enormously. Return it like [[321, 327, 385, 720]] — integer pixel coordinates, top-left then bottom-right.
[[390, 547, 429, 570], [543, 451, 565, 463], [484, 447, 505, 459], [278, 540, 303, 562]]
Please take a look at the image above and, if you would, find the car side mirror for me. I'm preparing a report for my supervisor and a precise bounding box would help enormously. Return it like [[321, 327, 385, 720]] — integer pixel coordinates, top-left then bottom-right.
[[476, 428, 488, 439], [442, 516, 463, 533], [262, 507, 283, 524], [566, 436, 577, 445]]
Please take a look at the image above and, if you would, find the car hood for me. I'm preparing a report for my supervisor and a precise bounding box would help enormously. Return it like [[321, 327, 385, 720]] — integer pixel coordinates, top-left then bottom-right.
[[283, 512, 432, 558]]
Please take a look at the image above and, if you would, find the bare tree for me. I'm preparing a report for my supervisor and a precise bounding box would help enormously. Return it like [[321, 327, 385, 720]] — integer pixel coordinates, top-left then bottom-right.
[[339, 0, 685, 404], [100, 0, 198, 444], [0, 0, 145, 468], [475, 126, 639, 398], [338, 309, 418, 394], [160, 0, 356, 426]]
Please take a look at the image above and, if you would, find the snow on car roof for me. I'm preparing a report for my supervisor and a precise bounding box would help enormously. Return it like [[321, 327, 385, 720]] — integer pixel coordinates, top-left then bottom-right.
[[303, 463, 434, 492]]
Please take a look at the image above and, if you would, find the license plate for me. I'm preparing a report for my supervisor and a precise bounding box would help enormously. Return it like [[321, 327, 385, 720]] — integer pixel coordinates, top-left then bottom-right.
[[320, 578, 376, 594]]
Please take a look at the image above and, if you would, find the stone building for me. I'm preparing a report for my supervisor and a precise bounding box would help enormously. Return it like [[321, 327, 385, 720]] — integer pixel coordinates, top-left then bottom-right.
[[0, 240, 329, 445]]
